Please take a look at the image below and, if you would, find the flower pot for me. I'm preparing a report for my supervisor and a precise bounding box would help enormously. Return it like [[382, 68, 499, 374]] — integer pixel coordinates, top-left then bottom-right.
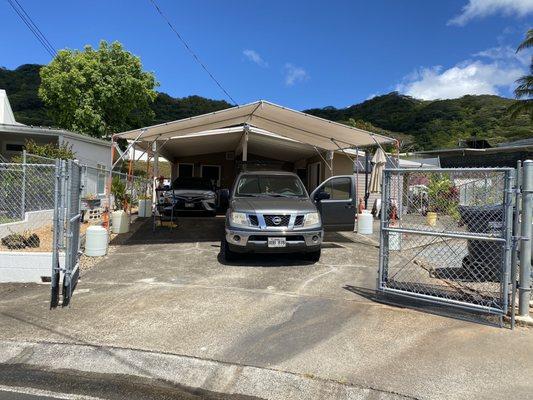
[[138, 199, 152, 218], [426, 212, 437, 227]]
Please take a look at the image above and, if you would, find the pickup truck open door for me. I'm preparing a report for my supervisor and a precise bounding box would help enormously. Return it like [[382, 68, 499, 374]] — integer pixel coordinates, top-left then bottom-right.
[[310, 176, 356, 231]]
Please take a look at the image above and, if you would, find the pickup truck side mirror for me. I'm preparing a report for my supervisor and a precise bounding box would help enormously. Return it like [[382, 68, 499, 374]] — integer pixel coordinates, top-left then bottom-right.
[[314, 190, 330, 201], [218, 188, 230, 210]]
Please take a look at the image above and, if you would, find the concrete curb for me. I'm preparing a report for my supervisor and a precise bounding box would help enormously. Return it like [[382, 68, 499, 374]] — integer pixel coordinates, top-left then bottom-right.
[[0, 340, 413, 400]]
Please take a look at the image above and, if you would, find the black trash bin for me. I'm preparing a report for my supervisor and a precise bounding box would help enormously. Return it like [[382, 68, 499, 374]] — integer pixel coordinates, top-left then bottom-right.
[[458, 205, 504, 281]]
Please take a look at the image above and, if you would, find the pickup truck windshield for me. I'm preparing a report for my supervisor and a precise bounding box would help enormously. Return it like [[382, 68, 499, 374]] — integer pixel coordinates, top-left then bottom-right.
[[236, 175, 307, 197]]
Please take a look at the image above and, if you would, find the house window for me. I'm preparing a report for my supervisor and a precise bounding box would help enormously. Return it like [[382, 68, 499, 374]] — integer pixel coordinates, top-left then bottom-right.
[[178, 163, 194, 177], [97, 164, 107, 195], [5, 143, 24, 152], [201, 165, 221, 187]]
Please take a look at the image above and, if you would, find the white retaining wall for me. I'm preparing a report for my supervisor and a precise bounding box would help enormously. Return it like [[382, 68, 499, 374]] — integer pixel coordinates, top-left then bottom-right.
[[0, 251, 65, 283]]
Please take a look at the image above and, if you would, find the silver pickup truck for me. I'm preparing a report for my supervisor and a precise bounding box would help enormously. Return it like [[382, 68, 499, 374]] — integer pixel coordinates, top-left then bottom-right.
[[222, 171, 357, 262]]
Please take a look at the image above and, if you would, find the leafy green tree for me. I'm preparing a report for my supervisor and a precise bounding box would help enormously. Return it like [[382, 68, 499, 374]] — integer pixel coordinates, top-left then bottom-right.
[[509, 29, 533, 120], [39, 41, 158, 138]]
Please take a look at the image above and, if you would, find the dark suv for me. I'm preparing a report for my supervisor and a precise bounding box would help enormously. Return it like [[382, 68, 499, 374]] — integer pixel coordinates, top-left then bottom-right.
[[222, 171, 358, 262]]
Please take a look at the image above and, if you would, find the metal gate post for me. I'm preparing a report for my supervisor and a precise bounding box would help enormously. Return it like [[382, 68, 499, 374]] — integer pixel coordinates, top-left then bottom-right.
[[21, 150, 26, 220], [50, 159, 62, 308], [511, 161, 522, 327], [502, 169, 514, 314], [519, 160, 532, 316], [377, 170, 389, 290]]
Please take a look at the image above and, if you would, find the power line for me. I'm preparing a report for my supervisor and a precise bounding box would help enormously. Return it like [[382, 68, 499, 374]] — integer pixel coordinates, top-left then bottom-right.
[[148, 0, 238, 105], [12, 0, 57, 55], [7, 0, 56, 57]]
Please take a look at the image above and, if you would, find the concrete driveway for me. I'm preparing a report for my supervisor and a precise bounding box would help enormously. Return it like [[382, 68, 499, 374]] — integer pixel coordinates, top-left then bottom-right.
[[0, 216, 532, 400]]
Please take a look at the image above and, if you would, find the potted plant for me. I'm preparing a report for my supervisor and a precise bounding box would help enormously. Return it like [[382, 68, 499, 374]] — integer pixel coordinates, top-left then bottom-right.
[[138, 193, 153, 218], [81, 193, 101, 209], [426, 175, 459, 226]]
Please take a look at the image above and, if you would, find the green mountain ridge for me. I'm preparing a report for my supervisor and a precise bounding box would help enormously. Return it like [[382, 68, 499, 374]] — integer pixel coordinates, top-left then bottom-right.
[[1, 64, 531, 150]]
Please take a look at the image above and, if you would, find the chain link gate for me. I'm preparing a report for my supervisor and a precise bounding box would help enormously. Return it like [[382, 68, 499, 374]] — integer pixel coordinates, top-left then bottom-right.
[[378, 167, 514, 316], [51, 160, 82, 308]]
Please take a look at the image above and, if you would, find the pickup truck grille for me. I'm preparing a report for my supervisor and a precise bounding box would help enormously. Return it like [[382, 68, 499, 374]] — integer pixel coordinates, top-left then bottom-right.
[[294, 215, 304, 226], [264, 215, 290, 227], [249, 215, 259, 226]]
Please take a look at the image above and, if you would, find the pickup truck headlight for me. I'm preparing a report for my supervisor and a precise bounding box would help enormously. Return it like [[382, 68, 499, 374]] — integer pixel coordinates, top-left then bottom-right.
[[205, 192, 216, 199], [230, 211, 249, 227], [304, 212, 320, 227]]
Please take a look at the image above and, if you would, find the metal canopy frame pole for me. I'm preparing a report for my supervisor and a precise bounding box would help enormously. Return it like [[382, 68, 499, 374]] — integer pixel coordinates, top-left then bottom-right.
[[355, 147, 360, 212], [112, 129, 146, 169], [364, 151, 370, 208], [313, 147, 333, 172]]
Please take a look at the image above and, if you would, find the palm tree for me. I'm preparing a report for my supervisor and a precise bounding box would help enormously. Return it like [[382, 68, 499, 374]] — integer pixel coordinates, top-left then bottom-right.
[[509, 29, 533, 120]]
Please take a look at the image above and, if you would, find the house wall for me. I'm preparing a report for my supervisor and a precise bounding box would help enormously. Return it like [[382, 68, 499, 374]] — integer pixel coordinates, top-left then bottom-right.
[[61, 136, 111, 169], [170, 152, 297, 189], [171, 152, 237, 188], [305, 153, 380, 210], [168, 150, 381, 210]]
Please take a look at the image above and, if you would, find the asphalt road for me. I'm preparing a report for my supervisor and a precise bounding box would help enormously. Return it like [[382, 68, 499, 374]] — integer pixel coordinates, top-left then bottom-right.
[[0, 364, 260, 400], [0, 391, 57, 400]]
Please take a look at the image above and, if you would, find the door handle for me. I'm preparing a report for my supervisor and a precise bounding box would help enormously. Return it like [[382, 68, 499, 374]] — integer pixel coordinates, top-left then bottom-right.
[[345, 204, 355, 209]]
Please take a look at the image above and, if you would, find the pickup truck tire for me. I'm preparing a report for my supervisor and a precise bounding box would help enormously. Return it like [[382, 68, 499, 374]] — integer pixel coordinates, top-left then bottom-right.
[[221, 238, 239, 262], [304, 249, 321, 262]]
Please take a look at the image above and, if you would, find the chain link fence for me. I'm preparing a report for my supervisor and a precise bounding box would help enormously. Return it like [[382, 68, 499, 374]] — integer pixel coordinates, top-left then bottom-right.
[[378, 168, 514, 315], [0, 162, 56, 251]]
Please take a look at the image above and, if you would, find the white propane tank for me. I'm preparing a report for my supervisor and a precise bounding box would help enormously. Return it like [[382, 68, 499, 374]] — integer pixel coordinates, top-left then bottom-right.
[[138, 199, 152, 218], [85, 225, 108, 256], [111, 210, 130, 234], [357, 210, 373, 235]]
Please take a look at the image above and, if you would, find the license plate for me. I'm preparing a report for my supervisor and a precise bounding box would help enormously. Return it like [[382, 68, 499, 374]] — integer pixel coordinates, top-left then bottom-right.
[[268, 237, 286, 248], [185, 203, 194, 208]]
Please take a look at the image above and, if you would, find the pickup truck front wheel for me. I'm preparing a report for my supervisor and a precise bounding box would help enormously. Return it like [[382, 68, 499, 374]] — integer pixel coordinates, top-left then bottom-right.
[[221, 238, 239, 262]]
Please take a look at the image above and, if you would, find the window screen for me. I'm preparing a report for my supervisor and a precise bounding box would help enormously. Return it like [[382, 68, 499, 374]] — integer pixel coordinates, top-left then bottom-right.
[[97, 164, 106, 194]]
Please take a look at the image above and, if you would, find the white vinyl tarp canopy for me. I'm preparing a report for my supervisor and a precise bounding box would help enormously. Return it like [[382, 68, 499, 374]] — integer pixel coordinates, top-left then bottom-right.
[[131, 126, 320, 162], [115, 100, 394, 156]]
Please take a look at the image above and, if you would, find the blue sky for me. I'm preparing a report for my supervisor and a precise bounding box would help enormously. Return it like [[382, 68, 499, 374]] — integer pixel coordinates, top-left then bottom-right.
[[1, 0, 532, 109]]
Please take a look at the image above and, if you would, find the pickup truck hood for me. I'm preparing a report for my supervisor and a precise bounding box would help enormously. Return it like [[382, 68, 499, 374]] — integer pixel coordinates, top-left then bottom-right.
[[231, 197, 317, 214]]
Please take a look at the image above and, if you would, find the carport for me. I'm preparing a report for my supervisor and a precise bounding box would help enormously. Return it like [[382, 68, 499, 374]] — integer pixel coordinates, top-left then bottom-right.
[[112, 100, 396, 191]]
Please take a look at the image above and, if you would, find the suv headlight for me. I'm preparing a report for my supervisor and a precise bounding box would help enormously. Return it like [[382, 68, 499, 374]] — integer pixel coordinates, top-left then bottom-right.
[[303, 212, 320, 227], [230, 212, 249, 227]]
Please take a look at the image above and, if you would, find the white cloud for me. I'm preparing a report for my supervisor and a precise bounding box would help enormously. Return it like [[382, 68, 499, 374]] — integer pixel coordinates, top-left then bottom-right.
[[396, 43, 529, 100], [448, 0, 533, 26], [474, 45, 531, 66], [284, 63, 309, 86], [242, 49, 268, 67], [396, 61, 523, 100]]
